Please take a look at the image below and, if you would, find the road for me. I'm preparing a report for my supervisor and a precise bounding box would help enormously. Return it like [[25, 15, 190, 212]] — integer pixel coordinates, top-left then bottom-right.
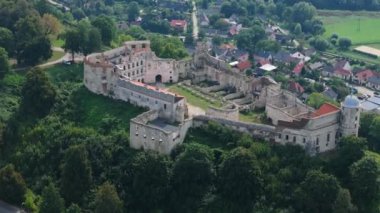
[[47, 0, 70, 11], [353, 85, 375, 97], [191, 0, 199, 40], [0, 200, 25, 213]]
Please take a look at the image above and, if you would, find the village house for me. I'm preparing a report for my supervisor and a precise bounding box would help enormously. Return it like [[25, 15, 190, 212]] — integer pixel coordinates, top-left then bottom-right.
[[293, 62, 305, 76], [288, 81, 305, 95], [355, 69, 378, 85], [367, 76, 380, 90], [323, 88, 338, 101], [170, 20, 187, 33], [199, 12, 209, 26]]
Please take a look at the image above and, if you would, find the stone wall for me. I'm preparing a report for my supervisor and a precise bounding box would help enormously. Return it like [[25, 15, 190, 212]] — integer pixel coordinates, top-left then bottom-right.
[[193, 115, 277, 141], [206, 104, 239, 121], [130, 110, 193, 154]]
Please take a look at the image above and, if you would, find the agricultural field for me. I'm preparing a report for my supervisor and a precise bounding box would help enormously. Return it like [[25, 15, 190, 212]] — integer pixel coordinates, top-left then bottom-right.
[[319, 10, 380, 46]]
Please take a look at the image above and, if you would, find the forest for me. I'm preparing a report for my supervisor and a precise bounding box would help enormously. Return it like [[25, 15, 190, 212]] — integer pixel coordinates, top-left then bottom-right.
[[0, 0, 379, 212]]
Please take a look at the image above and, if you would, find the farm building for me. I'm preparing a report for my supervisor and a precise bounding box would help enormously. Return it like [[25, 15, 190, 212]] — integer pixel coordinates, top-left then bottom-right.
[[354, 46, 380, 58]]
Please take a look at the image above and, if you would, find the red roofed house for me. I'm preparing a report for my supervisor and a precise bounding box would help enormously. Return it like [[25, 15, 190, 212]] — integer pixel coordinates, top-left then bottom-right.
[[355, 69, 378, 84], [237, 60, 252, 71], [293, 62, 304, 75], [170, 20, 187, 32], [333, 60, 352, 80], [288, 81, 305, 95]]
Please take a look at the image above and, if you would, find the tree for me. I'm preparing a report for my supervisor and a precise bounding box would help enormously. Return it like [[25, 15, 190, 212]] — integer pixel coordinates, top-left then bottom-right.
[[63, 29, 81, 61], [40, 183, 65, 213], [169, 144, 215, 212], [61, 145, 92, 204], [256, 40, 281, 53], [127, 1, 140, 22], [94, 182, 123, 213], [359, 112, 376, 138], [66, 204, 82, 213], [309, 36, 329, 51], [338, 37, 352, 50], [41, 14, 62, 36], [0, 47, 10, 79], [236, 25, 265, 53], [83, 28, 102, 56], [217, 147, 263, 211], [294, 23, 302, 35], [15, 15, 52, 65], [20, 68, 56, 117], [330, 136, 367, 184], [350, 157, 380, 212], [292, 2, 317, 24], [332, 188, 357, 213], [0, 164, 27, 205], [123, 151, 170, 211], [306, 92, 338, 108], [369, 116, 380, 150], [0, 27, 15, 56], [92, 15, 116, 46], [296, 170, 341, 213]]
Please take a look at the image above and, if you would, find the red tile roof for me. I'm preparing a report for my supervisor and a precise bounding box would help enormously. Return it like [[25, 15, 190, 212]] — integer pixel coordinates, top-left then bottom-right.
[[293, 62, 304, 75], [170, 20, 187, 28], [312, 103, 340, 118], [355, 69, 378, 81], [237, 60, 252, 71]]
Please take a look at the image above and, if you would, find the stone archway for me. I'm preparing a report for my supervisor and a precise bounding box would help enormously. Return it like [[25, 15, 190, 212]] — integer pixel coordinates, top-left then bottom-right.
[[155, 75, 162, 83]]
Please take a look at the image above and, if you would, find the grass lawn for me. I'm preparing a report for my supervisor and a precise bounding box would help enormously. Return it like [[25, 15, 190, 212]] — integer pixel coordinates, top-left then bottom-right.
[[319, 10, 380, 45], [52, 38, 65, 47], [44, 63, 146, 130], [71, 87, 146, 130], [239, 110, 265, 123], [168, 84, 222, 110], [45, 50, 65, 63], [46, 63, 83, 84]]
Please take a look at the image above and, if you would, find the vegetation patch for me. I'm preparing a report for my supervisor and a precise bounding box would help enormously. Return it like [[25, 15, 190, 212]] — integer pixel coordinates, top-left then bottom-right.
[[319, 10, 380, 45]]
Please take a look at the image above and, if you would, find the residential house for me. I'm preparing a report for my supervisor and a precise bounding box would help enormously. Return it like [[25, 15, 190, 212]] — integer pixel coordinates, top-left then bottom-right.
[[254, 51, 273, 66], [355, 69, 378, 85], [293, 62, 304, 75], [273, 51, 298, 64], [367, 76, 380, 90], [291, 52, 310, 62], [322, 60, 352, 80], [237, 60, 252, 72], [308, 62, 324, 71], [288, 81, 305, 95], [170, 20, 187, 32], [229, 24, 242, 36], [322, 88, 338, 101], [199, 13, 209, 26]]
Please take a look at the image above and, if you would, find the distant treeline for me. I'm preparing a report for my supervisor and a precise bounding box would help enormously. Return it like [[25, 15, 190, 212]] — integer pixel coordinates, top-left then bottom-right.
[[276, 0, 380, 11]]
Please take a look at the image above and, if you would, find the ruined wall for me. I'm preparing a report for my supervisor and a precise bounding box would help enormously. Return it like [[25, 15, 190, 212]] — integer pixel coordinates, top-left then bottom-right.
[[130, 110, 193, 154], [193, 115, 277, 141], [206, 104, 239, 121]]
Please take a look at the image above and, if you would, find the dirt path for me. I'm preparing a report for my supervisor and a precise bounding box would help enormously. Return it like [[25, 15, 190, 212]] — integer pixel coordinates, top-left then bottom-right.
[[187, 103, 205, 117]]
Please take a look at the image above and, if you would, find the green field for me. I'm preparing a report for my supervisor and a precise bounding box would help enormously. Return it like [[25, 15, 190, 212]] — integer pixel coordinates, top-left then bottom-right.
[[319, 10, 380, 45]]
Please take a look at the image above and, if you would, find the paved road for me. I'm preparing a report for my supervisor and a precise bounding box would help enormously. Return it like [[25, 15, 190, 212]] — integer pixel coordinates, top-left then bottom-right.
[[12, 47, 84, 72], [47, 0, 70, 11], [192, 0, 199, 40], [0, 200, 25, 213], [353, 85, 375, 97]]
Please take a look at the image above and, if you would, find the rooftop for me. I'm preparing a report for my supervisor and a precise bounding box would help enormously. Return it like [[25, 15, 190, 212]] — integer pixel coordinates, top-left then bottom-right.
[[312, 103, 340, 118]]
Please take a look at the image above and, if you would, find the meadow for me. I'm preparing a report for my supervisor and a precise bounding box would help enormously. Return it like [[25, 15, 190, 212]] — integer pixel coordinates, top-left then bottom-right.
[[319, 10, 380, 46]]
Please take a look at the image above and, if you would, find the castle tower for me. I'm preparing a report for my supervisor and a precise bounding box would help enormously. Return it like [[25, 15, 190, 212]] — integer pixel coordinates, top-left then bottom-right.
[[340, 95, 361, 137]]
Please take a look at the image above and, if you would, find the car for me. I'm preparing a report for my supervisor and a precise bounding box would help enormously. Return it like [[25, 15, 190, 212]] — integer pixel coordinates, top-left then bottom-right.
[[62, 60, 72, 65]]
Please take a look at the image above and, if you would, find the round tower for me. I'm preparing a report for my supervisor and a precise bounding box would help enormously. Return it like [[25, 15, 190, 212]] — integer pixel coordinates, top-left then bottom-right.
[[340, 95, 361, 137]]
